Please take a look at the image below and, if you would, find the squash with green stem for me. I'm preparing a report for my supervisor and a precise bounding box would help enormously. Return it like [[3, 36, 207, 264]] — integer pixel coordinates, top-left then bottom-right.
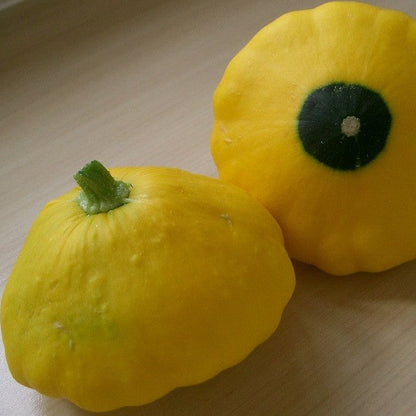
[[1, 160, 295, 412], [211, 1, 416, 275]]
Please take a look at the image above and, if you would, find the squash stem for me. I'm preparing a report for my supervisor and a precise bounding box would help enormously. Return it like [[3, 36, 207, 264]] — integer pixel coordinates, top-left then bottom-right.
[[74, 160, 131, 214]]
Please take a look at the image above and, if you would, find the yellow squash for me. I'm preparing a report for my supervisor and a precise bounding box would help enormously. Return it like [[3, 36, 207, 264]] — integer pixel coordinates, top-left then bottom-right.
[[211, 1, 416, 275], [1, 161, 295, 412]]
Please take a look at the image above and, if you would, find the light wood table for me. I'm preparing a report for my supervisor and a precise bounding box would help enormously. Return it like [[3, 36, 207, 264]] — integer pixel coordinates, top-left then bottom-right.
[[1, 1, 416, 415]]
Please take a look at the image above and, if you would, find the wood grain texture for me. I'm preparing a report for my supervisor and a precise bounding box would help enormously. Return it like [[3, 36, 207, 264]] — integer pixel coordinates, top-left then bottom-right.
[[1, 1, 416, 415]]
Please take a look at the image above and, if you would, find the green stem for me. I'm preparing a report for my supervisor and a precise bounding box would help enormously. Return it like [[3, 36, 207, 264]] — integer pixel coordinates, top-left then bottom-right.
[[74, 160, 131, 214]]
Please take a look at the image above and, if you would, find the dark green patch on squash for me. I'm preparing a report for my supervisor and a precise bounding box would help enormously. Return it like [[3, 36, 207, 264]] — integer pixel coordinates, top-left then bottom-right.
[[297, 83, 392, 170]]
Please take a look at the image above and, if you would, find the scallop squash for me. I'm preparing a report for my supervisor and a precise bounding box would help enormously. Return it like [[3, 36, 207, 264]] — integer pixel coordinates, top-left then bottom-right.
[[1, 161, 295, 412], [211, 1, 416, 275]]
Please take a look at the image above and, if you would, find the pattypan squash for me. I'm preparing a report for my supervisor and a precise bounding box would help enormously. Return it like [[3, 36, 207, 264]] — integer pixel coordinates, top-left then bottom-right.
[[1, 161, 295, 412], [211, 1, 416, 275]]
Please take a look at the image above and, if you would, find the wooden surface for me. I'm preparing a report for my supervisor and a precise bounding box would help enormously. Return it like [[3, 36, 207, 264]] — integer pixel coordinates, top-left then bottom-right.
[[1, 0, 416, 415]]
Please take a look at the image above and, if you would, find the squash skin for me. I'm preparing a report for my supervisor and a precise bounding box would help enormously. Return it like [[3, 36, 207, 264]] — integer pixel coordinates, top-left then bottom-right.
[[211, 1, 416, 275], [1, 167, 295, 412]]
